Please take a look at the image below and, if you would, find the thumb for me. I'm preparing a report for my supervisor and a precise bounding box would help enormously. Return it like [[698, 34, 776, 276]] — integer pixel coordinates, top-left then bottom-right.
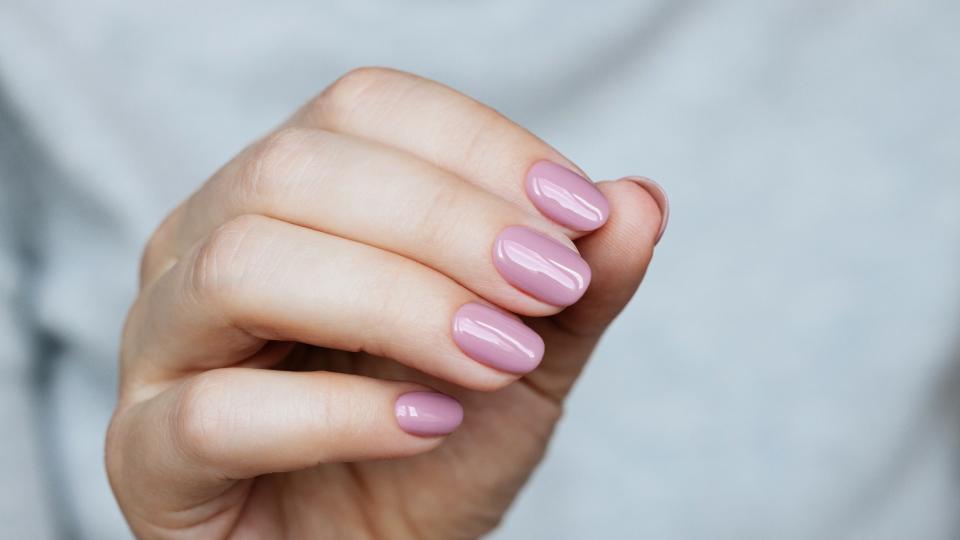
[[523, 177, 668, 400]]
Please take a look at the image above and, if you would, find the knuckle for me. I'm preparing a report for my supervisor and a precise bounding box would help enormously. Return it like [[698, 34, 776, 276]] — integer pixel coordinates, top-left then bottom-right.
[[413, 185, 466, 253], [456, 105, 521, 170], [323, 66, 396, 102], [238, 127, 314, 204], [188, 214, 269, 305], [173, 371, 234, 463], [310, 66, 407, 123]]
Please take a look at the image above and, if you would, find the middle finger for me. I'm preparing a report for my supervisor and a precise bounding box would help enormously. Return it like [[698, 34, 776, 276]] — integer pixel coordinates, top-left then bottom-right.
[[159, 127, 591, 315]]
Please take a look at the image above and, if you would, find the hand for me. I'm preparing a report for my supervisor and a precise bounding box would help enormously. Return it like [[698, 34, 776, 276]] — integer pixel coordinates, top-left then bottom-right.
[[106, 67, 667, 540]]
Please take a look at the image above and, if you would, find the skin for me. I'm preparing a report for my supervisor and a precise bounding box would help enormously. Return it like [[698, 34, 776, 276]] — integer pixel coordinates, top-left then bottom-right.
[[105, 67, 664, 539]]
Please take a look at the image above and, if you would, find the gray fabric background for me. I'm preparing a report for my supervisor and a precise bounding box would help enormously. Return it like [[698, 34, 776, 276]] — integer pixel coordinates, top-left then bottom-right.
[[1, 1, 958, 538]]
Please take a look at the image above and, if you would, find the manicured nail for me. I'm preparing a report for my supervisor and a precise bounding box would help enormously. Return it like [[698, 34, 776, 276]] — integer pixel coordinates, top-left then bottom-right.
[[626, 176, 669, 244], [452, 302, 545, 374], [395, 392, 464, 437], [492, 225, 591, 306], [526, 160, 610, 231]]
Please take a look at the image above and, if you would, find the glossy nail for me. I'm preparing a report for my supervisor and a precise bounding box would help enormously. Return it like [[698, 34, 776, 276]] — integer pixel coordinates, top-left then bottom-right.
[[492, 226, 591, 306], [395, 392, 464, 437], [626, 176, 669, 244], [526, 160, 610, 231], [452, 302, 545, 374]]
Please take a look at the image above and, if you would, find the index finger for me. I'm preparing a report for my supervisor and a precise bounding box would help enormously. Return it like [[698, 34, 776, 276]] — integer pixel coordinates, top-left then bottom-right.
[[287, 67, 610, 234]]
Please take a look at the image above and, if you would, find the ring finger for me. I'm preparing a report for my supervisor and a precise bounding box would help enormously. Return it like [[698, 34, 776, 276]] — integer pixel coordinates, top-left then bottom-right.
[[124, 215, 546, 395]]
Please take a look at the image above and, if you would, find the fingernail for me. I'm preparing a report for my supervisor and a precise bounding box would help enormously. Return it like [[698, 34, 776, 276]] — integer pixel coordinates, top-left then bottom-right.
[[626, 176, 669, 244], [526, 160, 610, 231], [492, 225, 591, 306], [452, 302, 545, 374], [395, 392, 464, 437]]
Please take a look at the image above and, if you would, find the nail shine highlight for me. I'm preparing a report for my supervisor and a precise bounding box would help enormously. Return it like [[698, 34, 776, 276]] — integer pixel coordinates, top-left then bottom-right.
[[492, 226, 591, 307], [526, 160, 609, 231], [452, 302, 544, 374], [395, 392, 464, 437]]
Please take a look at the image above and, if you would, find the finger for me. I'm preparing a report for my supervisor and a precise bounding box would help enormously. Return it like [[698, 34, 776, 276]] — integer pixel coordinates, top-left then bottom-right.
[[289, 67, 610, 234], [107, 368, 461, 529], [123, 215, 546, 394], [523, 178, 668, 401], [144, 127, 588, 315]]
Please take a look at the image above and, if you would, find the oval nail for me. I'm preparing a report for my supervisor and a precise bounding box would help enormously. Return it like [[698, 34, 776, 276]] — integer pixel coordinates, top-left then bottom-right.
[[395, 392, 464, 437], [452, 302, 545, 374], [492, 225, 591, 306], [526, 160, 610, 231]]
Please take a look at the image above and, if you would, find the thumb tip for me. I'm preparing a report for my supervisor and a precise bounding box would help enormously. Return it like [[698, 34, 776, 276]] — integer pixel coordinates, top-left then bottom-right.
[[620, 177, 669, 245]]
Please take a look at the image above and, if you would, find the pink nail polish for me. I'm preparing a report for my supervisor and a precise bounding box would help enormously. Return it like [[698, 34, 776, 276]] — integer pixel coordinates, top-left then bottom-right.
[[526, 160, 610, 231], [626, 176, 669, 245], [395, 392, 464, 437], [452, 302, 545, 374], [492, 226, 591, 306]]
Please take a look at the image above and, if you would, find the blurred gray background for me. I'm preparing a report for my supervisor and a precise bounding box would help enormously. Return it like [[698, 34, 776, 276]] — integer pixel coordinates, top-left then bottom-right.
[[1, 1, 959, 538]]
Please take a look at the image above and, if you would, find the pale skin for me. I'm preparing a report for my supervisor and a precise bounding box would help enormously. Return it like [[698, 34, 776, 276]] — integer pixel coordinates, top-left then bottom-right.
[[106, 67, 665, 539]]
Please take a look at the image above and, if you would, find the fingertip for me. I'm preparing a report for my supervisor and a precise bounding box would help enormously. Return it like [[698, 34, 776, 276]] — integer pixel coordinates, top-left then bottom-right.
[[622, 177, 669, 245], [594, 178, 665, 249], [551, 179, 662, 335]]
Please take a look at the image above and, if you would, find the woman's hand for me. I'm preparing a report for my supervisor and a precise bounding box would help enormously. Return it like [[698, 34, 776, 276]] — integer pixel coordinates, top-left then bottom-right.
[[106, 67, 667, 540]]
